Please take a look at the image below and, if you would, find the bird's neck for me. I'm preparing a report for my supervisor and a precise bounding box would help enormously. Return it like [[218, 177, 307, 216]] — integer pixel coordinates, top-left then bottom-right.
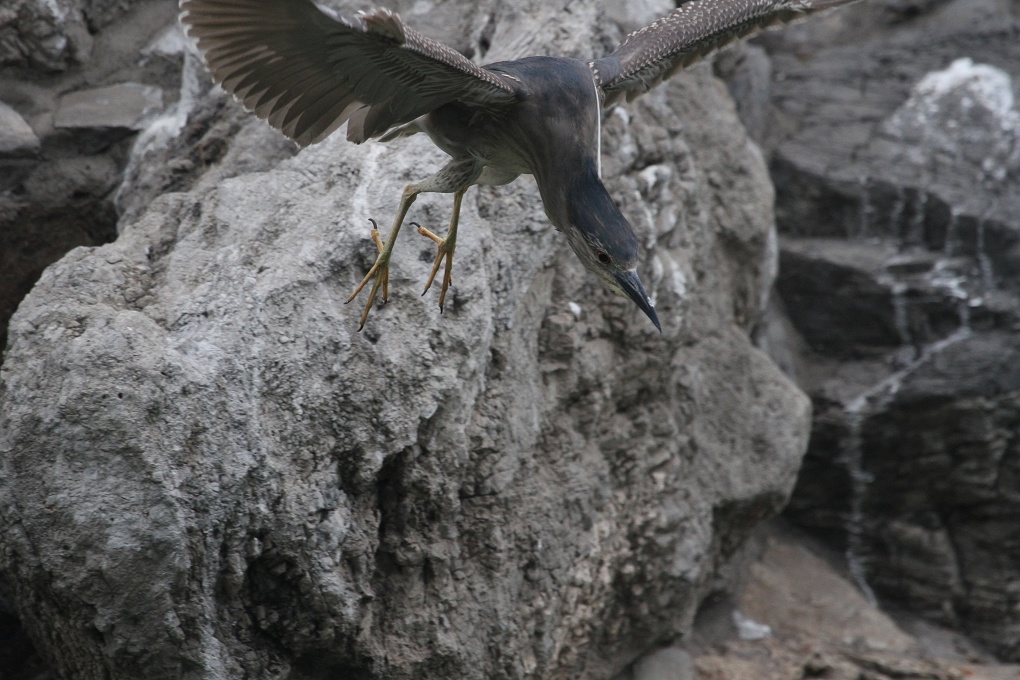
[[538, 158, 639, 258], [567, 161, 624, 229]]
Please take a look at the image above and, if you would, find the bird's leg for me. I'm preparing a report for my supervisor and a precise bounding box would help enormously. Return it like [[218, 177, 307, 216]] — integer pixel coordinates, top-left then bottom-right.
[[416, 188, 466, 313], [367, 219, 388, 302], [346, 184, 419, 330]]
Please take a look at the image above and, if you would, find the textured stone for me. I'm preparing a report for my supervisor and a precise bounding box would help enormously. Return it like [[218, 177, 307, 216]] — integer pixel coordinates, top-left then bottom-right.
[[0, 0, 93, 70], [0, 102, 39, 157], [751, 0, 1020, 661], [54, 82, 164, 130], [691, 523, 1020, 680], [0, 1, 808, 679], [630, 647, 696, 680]]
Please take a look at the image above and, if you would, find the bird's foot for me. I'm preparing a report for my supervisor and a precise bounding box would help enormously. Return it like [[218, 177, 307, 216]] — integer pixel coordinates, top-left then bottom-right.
[[414, 222, 456, 313], [346, 218, 390, 330]]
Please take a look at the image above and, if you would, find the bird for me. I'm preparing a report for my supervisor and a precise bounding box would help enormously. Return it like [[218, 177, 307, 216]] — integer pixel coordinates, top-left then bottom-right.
[[179, 0, 859, 331]]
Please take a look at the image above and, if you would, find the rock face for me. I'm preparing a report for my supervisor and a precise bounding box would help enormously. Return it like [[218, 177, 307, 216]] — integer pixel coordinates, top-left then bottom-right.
[[692, 521, 1020, 680], [0, 0, 187, 365], [0, 1, 808, 679], [0, 0, 151, 70], [744, 0, 1020, 661]]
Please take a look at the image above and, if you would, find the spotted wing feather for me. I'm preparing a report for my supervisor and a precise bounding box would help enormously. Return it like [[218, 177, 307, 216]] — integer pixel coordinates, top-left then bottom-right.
[[593, 0, 858, 106], [180, 0, 517, 146]]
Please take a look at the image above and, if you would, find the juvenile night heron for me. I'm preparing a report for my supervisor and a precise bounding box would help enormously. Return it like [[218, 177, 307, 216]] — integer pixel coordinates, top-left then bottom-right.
[[180, 0, 857, 331]]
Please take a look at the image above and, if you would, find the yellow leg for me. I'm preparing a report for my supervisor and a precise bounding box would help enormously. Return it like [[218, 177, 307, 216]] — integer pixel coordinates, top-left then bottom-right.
[[346, 185, 418, 330], [367, 219, 388, 302], [416, 189, 465, 313]]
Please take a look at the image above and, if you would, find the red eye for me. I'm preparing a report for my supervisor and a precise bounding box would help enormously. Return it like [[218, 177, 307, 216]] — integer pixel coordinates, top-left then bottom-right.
[[596, 251, 611, 265]]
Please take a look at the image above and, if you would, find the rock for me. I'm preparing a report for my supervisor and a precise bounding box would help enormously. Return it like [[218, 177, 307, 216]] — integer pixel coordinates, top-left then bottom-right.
[[0, 102, 39, 157], [0, 150, 121, 372], [691, 522, 1020, 680], [603, 0, 677, 34], [0, 0, 152, 71], [54, 82, 164, 130], [0, 574, 48, 680], [745, 0, 1020, 661], [113, 51, 298, 225], [714, 44, 773, 145], [852, 332, 1020, 654], [0, 0, 93, 70], [0, 0, 195, 380], [0, 1, 808, 679], [628, 647, 696, 680]]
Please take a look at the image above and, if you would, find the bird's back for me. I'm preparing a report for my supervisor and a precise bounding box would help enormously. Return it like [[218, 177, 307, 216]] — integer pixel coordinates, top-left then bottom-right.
[[461, 57, 604, 225]]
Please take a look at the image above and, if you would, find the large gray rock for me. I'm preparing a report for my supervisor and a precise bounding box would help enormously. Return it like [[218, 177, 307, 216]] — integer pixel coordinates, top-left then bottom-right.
[[0, 1, 808, 678], [54, 82, 164, 130]]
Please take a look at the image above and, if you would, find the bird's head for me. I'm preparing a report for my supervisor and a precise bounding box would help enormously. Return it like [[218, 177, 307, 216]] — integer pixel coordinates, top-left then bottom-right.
[[560, 171, 661, 332]]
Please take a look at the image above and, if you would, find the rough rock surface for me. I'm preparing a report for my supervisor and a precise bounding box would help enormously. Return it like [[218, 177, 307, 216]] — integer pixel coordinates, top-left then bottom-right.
[[0, 1, 808, 679], [0, 0, 151, 71], [0, 0, 185, 364], [691, 522, 1020, 680], [0, 0, 93, 71], [738, 0, 1020, 661], [54, 82, 164, 130]]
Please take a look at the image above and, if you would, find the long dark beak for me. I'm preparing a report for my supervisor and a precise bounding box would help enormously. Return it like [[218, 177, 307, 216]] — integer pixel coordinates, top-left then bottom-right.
[[615, 269, 661, 332]]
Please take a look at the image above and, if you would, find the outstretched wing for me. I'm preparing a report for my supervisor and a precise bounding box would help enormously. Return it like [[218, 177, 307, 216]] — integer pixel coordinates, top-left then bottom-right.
[[179, 0, 517, 146], [593, 0, 858, 106]]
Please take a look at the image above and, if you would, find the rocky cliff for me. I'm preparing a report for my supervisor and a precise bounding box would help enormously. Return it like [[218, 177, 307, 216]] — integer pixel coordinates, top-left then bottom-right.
[[0, 1, 808, 678], [739, 0, 1020, 664]]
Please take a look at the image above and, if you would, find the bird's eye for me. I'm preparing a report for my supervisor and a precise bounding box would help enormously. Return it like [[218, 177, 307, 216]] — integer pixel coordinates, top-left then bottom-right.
[[596, 251, 611, 265]]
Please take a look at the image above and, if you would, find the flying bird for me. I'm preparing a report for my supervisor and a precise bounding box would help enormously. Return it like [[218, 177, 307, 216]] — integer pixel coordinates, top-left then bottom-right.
[[179, 0, 858, 331]]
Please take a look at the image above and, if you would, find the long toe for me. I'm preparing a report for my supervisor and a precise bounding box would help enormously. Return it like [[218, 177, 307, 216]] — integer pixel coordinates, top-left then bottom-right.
[[414, 222, 448, 296], [437, 251, 455, 312], [347, 252, 391, 328]]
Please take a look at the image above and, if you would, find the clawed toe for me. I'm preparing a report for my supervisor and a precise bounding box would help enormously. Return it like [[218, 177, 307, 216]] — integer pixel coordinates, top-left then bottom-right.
[[346, 218, 392, 330], [346, 187, 465, 329], [413, 221, 456, 312]]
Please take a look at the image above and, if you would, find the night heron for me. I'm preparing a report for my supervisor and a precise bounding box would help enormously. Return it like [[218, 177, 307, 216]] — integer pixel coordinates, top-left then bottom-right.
[[180, 0, 858, 331]]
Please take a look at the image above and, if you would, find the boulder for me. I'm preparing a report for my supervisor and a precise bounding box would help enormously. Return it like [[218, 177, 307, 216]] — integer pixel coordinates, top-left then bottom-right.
[[54, 82, 164, 131], [0, 1, 808, 678]]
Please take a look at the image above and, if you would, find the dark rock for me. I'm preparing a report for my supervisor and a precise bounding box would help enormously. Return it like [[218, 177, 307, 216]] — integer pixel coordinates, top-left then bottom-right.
[[715, 44, 773, 146], [0, 201, 119, 362], [768, 3, 1020, 287], [853, 333, 1020, 656], [751, 0, 1020, 660], [0, 0, 93, 70], [0, 575, 49, 680]]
